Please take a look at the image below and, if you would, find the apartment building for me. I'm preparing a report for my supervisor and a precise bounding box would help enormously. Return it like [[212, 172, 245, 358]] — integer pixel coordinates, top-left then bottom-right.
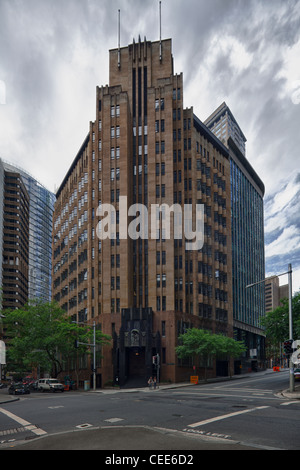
[[265, 276, 289, 313], [1, 165, 30, 309], [1, 160, 55, 304]]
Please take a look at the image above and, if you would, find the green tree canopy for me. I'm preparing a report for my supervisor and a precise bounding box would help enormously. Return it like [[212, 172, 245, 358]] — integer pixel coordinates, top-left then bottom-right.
[[176, 328, 246, 379], [261, 292, 300, 345], [3, 300, 111, 377]]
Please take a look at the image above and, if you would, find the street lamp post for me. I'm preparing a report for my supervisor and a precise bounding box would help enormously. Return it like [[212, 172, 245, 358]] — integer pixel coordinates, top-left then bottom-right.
[[73, 320, 96, 392], [246, 264, 294, 393]]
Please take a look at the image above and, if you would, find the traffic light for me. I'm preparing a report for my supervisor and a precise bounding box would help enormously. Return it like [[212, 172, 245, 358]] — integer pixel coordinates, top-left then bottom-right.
[[74, 339, 79, 349], [283, 339, 293, 356]]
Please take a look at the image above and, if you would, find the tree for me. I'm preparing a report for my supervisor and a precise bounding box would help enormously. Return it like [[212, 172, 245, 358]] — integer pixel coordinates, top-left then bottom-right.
[[176, 328, 246, 380], [261, 292, 300, 346], [3, 300, 111, 378]]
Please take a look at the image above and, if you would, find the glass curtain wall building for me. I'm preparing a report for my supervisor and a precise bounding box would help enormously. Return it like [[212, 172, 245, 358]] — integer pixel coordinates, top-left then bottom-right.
[[2, 161, 56, 302], [205, 103, 266, 372]]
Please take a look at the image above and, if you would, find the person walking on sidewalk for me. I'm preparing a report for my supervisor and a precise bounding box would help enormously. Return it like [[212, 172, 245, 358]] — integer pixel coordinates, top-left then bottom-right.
[[148, 377, 153, 389]]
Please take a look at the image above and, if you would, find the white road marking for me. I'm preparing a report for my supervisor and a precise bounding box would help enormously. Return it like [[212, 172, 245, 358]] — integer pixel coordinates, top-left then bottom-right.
[[188, 406, 270, 428], [173, 391, 278, 400], [0, 407, 47, 436], [280, 401, 299, 406], [104, 417, 124, 423]]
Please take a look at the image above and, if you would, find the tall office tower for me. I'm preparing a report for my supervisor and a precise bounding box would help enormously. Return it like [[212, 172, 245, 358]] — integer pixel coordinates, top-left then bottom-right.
[[205, 102, 266, 372], [0, 160, 4, 303], [3, 161, 56, 303], [53, 38, 233, 387], [1, 166, 30, 309]]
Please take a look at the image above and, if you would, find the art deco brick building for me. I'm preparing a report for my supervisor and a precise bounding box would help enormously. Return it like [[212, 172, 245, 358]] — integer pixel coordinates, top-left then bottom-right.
[[53, 38, 235, 387]]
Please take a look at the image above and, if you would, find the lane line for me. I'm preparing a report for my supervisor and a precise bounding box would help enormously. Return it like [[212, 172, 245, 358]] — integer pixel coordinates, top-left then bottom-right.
[[188, 406, 269, 428], [173, 391, 279, 400], [280, 401, 299, 406], [0, 407, 47, 436]]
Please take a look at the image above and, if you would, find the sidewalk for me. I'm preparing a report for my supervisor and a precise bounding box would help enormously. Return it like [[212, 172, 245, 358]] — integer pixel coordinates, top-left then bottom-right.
[[1, 369, 299, 404], [89, 368, 300, 399]]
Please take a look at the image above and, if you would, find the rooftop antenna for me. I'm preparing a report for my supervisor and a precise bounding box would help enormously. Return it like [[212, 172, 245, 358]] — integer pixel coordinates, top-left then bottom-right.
[[118, 9, 121, 68], [159, 1, 162, 61]]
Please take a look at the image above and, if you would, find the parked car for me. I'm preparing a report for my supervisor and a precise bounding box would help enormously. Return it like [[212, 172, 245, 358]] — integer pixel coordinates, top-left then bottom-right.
[[38, 378, 64, 392], [23, 378, 39, 391], [294, 368, 300, 380], [9, 383, 30, 395]]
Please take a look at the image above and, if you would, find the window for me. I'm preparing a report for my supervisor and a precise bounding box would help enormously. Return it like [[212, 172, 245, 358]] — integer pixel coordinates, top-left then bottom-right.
[[162, 321, 166, 337]]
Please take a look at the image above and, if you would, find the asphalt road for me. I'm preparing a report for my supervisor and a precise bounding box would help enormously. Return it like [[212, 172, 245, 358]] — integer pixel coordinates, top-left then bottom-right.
[[0, 370, 299, 452]]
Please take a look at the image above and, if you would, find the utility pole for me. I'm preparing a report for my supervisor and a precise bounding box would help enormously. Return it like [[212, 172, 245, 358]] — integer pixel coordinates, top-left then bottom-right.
[[246, 264, 294, 392], [73, 320, 97, 391], [288, 264, 295, 392]]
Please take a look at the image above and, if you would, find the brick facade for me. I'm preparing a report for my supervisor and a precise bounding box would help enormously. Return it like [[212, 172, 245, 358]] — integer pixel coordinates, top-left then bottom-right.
[[53, 38, 233, 387]]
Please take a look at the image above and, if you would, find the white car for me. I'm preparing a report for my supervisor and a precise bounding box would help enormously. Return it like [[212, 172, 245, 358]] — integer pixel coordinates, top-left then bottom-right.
[[38, 378, 64, 392]]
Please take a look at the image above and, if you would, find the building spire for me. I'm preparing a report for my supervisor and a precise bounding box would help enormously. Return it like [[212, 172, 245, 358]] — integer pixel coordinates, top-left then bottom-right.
[[118, 9, 121, 69], [159, 1, 162, 61]]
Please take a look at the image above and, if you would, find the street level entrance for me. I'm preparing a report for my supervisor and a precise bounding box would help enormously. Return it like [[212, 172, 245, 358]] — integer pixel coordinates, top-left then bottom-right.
[[113, 307, 161, 386]]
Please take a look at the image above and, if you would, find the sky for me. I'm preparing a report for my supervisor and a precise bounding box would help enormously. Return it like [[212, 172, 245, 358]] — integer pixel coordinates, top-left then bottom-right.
[[0, 0, 300, 292]]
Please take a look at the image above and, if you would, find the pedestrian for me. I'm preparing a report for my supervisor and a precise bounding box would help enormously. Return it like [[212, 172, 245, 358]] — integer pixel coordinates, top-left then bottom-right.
[[153, 377, 157, 389], [148, 377, 153, 389]]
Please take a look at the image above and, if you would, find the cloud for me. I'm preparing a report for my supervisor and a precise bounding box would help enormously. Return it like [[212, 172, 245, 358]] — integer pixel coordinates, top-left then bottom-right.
[[265, 225, 300, 258], [0, 0, 300, 291]]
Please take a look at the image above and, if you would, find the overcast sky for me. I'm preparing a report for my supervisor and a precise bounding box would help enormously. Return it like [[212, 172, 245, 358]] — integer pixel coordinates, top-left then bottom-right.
[[0, 0, 300, 292]]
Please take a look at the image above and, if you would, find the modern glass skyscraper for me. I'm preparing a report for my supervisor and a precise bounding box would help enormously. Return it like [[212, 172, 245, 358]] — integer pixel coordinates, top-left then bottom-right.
[[205, 103, 266, 371], [2, 160, 56, 303]]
